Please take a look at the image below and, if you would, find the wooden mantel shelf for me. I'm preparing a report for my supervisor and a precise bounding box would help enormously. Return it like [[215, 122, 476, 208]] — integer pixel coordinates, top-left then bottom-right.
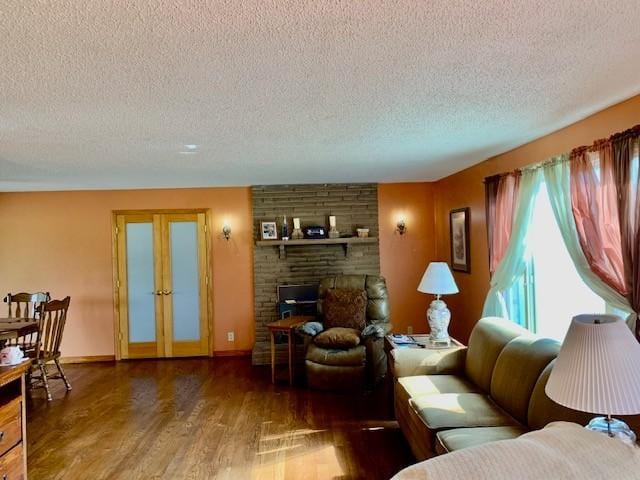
[[255, 237, 378, 259]]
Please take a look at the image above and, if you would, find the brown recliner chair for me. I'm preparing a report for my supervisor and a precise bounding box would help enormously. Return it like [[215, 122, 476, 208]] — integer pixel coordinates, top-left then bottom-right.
[[304, 274, 392, 390]]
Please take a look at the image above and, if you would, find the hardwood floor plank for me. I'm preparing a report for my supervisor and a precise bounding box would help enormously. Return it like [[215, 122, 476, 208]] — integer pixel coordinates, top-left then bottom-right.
[[26, 358, 413, 479]]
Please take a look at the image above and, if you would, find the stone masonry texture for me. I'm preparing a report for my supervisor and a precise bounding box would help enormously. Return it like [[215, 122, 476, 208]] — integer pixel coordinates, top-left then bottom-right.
[[252, 183, 380, 365]]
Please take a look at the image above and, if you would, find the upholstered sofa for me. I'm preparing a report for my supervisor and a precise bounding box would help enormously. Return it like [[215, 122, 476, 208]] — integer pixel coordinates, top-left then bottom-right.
[[393, 316, 592, 459], [303, 274, 392, 390]]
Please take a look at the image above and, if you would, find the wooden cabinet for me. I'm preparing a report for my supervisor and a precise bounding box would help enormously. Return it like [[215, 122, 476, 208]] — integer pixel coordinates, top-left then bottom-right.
[[0, 362, 30, 480]]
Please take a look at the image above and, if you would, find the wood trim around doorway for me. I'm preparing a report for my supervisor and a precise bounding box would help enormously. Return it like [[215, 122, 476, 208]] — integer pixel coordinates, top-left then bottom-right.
[[111, 208, 214, 360]]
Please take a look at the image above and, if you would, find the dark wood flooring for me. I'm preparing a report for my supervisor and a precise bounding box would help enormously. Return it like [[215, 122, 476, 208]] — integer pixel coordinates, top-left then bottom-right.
[[26, 358, 414, 479]]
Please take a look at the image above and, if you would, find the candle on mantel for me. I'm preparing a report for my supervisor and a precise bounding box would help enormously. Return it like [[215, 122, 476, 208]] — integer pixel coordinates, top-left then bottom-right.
[[293, 218, 301, 229], [329, 216, 336, 228]]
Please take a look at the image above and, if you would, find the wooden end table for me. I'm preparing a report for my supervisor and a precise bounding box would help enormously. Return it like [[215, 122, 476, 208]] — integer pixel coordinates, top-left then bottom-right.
[[267, 316, 314, 385]]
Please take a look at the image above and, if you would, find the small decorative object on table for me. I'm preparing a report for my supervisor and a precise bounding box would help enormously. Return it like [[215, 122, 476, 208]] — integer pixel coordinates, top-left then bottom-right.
[[417, 262, 459, 347], [281, 215, 289, 240], [261, 221, 278, 240], [291, 217, 303, 239], [0, 346, 24, 365], [389, 334, 417, 346], [546, 314, 640, 445], [328, 215, 340, 239], [303, 226, 326, 239]]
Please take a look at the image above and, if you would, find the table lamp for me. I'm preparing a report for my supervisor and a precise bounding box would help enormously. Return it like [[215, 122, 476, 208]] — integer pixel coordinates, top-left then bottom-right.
[[417, 262, 459, 347], [546, 314, 640, 444]]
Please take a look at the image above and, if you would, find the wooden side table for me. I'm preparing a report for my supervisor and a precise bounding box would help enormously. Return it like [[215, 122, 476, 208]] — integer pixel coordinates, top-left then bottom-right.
[[267, 316, 314, 385]]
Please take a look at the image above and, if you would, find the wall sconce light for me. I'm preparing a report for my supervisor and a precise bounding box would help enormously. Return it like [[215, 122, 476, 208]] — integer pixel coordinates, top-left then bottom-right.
[[222, 222, 231, 241], [396, 219, 407, 236]]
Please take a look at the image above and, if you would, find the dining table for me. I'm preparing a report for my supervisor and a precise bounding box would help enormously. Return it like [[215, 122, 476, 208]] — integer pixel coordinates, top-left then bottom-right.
[[0, 318, 39, 345]]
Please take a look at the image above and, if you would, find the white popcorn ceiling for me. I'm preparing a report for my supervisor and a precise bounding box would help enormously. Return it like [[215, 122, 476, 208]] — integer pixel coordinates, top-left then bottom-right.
[[1, 1, 640, 191]]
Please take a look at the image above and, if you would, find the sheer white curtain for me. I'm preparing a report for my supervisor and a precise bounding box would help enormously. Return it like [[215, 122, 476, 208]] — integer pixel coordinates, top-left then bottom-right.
[[482, 168, 542, 323], [543, 157, 634, 328]]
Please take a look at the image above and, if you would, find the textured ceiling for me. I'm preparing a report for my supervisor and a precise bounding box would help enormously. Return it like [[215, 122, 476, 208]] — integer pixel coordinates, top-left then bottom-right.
[[1, 1, 640, 191]]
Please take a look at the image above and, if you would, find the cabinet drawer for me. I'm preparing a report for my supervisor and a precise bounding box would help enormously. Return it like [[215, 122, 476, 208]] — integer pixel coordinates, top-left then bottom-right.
[[0, 399, 21, 457], [0, 443, 23, 480]]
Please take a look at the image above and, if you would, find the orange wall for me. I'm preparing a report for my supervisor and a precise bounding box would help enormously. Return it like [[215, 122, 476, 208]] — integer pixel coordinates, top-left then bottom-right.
[[0, 182, 438, 359], [8, 89, 639, 360], [379, 183, 437, 334], [0, 187, 254, 357], [434, 94, 640, 343]]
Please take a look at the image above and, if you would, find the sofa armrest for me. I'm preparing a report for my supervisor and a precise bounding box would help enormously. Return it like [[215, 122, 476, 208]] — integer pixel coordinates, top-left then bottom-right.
[[390, 345, 467, 378]]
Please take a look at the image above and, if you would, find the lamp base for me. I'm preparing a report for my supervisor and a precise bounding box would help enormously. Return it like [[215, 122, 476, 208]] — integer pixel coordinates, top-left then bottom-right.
[[427, 337, 451, 348], [586, 416, 637, 444], [427, 297, 451, 346]]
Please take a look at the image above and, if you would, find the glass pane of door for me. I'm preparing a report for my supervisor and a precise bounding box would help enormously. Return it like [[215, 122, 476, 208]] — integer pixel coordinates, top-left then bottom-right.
[[126, 222, 156, 342], [169, 221, 200, 341]]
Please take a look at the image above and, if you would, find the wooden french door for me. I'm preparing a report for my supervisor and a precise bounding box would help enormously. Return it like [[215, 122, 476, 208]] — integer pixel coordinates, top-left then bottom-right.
[[115, 211, 210, 359]]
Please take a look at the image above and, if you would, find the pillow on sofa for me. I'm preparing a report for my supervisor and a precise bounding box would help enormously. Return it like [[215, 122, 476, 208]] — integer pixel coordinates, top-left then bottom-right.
[[313, 327, 361, 349], [298, 321, 324, 336], [324, 288, 367, 330]]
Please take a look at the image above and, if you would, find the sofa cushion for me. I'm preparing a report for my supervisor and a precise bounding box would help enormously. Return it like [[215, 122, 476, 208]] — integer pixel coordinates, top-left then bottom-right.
[[410, 393, 520, 431], [435, 425, 527, 454], [318, 275, 391, 325], [465, 317, 528, 392], [323, 289, 367, 330], [305, 343, 366, 367], [313, 327, 361, 349], [398, 375, 480, 400], [527, 360, 593, 430], [490, 336, 559, 424]]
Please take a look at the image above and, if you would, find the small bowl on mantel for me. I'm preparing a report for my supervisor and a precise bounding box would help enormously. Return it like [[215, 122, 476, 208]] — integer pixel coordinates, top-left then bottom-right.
[[356, 228, 369, 238]]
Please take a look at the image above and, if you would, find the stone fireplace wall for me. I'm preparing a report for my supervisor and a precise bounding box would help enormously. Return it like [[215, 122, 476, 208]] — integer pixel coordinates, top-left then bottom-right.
[[252, 183, 380, 365]]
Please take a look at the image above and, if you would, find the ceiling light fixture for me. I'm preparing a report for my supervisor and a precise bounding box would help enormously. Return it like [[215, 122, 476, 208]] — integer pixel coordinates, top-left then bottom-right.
[[178, 144, 199, 154]]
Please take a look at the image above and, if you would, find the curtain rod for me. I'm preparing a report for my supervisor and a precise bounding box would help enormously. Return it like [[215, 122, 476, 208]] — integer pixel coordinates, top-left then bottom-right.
[[483, 123, 639, 183]]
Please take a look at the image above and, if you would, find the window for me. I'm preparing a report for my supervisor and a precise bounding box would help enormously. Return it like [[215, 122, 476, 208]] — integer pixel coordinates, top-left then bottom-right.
[[504, 182, 616, 341]]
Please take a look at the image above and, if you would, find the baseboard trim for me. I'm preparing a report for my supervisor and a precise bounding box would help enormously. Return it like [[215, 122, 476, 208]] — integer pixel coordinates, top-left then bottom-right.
[[212, 349, 252, 357], [60, 352, 250, 363], [60, 355, 116, 364]]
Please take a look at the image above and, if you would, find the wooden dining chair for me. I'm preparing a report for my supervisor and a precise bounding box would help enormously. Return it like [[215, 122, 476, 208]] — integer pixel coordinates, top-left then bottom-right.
[[3, 292, 50, 354], [4, 292, 50, 319], [30, 297, 72, 401]]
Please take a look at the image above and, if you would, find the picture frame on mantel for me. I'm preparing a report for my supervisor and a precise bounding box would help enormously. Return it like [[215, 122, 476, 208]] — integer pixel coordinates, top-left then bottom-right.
[[261, 221, 278, 240], [450, 207, 470, 273]]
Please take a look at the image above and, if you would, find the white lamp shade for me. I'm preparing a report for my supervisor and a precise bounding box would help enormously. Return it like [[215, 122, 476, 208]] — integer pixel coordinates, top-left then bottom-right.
[[546, 314, 640, 416], [417, 262, 459, 295]]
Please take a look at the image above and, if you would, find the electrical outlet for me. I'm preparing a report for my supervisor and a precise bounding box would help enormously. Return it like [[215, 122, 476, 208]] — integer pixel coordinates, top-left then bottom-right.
[[407, 326, 413, 335], [227, 331, 235, 342]]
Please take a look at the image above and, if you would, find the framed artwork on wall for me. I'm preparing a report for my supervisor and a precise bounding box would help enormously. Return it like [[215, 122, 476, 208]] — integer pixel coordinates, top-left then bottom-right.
[[450, 207, 470, 273], [261, 221, 278, 240]]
